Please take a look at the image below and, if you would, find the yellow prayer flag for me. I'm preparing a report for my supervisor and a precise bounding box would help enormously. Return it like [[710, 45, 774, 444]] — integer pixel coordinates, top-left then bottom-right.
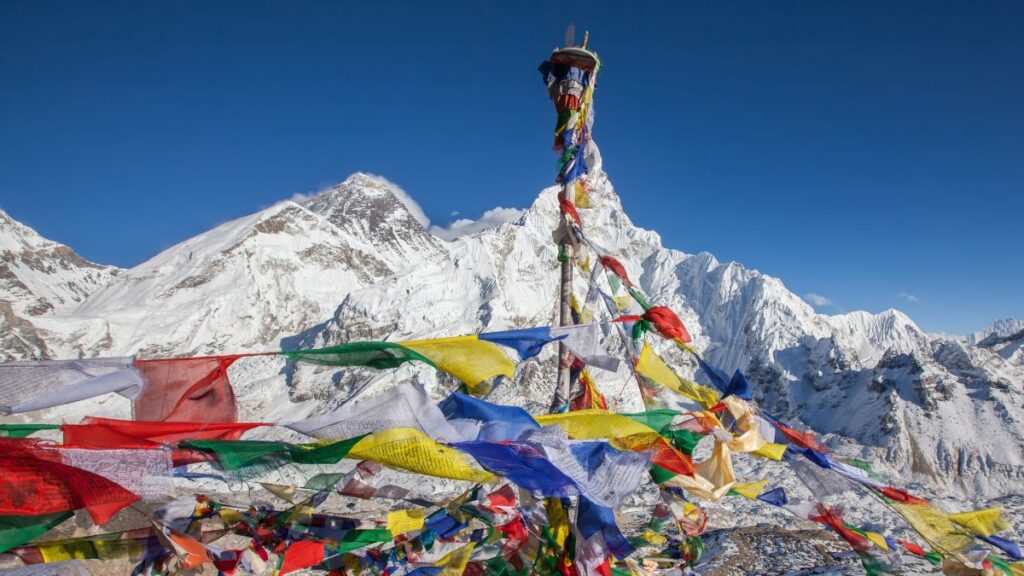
[[642, 530, 668, 545], [730, 479, 769, 500], [401, 335, 514, 394], [349, 427, 493, 483], [613, 294, 633, 312], [535, 410, 661, 450], [546, 497, 570, 548], [436, 542, 476, 576], [386, 508, 425, 535], [751, 442, 787, 461], [864, 531, 889, 552], [635, 343, 719, 409], [220, 508, 246, 525], [946, 507, 1006, 537], [260, 482, 297, 503], [891, 502, 975, 554], [39, 540, 96, 563]]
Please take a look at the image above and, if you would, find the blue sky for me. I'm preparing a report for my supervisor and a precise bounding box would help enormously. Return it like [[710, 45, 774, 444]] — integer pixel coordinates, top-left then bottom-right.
[[1, 1, 1021, 335]]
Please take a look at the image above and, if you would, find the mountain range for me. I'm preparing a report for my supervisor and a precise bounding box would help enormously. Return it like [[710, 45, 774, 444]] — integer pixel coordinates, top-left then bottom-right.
[[2, 142, 1022, 513]]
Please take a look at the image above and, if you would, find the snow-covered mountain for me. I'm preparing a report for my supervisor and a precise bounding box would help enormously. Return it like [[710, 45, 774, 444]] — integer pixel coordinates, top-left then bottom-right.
[[0, 209, 121, 359], [966, 318, 1024, 345], [2, 142, 1022, 505]]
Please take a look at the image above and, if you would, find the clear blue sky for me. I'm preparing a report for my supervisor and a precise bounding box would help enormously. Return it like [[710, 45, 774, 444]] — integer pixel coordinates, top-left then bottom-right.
[[2, 1, 1021, 335]]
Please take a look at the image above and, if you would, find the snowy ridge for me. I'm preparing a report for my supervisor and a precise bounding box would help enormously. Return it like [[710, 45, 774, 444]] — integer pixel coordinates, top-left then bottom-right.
[[1, 141, 1022, 504], [967, 318, 1024, 345]]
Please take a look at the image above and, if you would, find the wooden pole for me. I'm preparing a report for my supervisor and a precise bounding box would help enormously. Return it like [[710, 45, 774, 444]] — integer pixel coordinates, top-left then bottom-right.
[[551, 180, 575, 412]]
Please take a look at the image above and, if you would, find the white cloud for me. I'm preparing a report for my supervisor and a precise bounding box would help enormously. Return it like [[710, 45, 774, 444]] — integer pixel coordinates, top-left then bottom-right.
[[362, 174, 430, 227], [430, 207, 526, 241], [897, 292, 919, 302], [290, 191, 314, 202], [804, 293, 833, 307]]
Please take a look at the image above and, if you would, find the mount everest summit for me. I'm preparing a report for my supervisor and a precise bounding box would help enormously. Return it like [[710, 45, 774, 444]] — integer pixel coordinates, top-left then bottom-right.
[[1, 142, 1022, 509]]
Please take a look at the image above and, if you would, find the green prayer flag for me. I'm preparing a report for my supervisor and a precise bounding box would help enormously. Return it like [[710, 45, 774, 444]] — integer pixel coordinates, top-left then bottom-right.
[[649, 464, 678, 484], [180, 436, 365, 472], [0, 512, 73, 554], [281, 341, 433, 370], [622, 410, 680, 434], [335, 529, 394, 553], [627, 287, 652, 311], [304, 472, 346, 492], [0, 424, 61, 438]]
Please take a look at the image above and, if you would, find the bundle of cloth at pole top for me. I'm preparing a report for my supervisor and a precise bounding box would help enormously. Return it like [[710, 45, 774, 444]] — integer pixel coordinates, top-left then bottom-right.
[[0, 52, 1021, 576]]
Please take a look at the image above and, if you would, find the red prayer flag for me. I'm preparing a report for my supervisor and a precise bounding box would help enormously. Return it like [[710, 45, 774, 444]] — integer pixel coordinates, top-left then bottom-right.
[[810, 505, 871, 552], [0, 439, 138, 525], [280, 540, 325, 575], [878, 486, 928, 505], [775, 421, 829, 453], [643, 307, 692, 344], [558, 195, 583, 231], [649, 438, 697, 477], [62, 417, 264, 449], [134, 356, 243, 422], [898, 539, 928, 557], [483, 484, 517, 513], [598, 256, 633, 288]]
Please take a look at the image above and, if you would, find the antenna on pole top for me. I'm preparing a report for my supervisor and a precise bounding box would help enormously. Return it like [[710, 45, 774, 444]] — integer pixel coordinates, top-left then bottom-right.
[[564, 22, 576, 47]]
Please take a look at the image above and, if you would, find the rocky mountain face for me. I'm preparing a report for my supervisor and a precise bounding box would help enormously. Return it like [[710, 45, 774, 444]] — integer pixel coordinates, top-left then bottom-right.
[[0, 209, 121, 358], [2, 143, 1022, 505]]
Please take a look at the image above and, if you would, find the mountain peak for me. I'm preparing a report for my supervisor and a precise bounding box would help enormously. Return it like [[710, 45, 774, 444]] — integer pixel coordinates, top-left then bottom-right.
[[0, 208, 119, 318], [300, 173, 444, 267]]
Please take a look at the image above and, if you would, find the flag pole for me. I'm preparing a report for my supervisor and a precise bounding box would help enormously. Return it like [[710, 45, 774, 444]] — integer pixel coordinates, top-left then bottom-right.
[[540, 31, 598, 413], [553, 183, 575, 413]]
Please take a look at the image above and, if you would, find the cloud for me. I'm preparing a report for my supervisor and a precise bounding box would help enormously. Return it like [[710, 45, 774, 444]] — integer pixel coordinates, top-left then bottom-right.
[[362, 174, 430, 227], [430, 207, 526, 241], [897, 292, 919, 303], [804, 293, 833, 307], [289, 191, 314, 202]]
